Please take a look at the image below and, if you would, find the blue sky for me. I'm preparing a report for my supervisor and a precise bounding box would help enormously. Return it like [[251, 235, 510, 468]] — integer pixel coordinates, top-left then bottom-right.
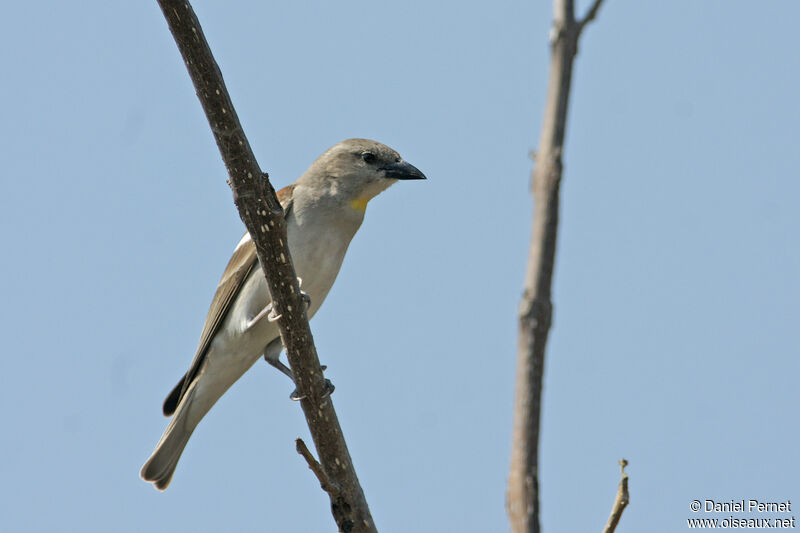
[[1, 1, 797, 531]]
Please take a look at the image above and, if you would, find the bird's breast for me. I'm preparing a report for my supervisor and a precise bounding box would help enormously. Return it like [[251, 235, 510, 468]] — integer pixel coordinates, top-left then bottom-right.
[[287, 219, 353, 317]]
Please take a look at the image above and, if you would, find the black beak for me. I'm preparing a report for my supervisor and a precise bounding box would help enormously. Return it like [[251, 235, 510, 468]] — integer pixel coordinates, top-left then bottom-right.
[[379, 160, 427, 180]]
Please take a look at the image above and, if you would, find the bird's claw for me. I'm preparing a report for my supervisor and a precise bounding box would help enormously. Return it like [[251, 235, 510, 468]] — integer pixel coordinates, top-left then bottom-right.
[[290, 379, 335, 401], [296, 277, 311, 309], [267, 305, 282, 322]]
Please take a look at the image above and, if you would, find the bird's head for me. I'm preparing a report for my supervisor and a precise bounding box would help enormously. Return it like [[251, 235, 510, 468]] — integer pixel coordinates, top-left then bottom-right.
[[298, 138, 426, 213]]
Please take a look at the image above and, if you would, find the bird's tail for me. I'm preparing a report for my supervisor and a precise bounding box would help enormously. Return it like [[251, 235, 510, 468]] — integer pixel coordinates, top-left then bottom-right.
[[140, 382, 198, 490]]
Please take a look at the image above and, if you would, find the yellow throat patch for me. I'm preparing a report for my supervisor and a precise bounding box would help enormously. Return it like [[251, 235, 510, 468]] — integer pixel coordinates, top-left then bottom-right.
[[349, 197, 369, 213]]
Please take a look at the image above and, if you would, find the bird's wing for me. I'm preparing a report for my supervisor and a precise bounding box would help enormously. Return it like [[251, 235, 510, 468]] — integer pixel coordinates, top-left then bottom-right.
[[162, 185, 296, 416]]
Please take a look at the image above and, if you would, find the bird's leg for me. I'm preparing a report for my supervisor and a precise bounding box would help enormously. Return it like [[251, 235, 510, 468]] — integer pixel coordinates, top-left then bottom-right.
[[250, 279, 309, 333], [247, 289, 306, 333], [263, 337, 294, 380], [263, 337, 333, 401], [245, 302, 282, 332]]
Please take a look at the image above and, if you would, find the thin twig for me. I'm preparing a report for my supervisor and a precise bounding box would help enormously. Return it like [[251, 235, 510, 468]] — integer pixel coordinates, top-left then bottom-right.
[[296, 438, 339, 496], [602, 459, 630, 533], [578, 0, 607, 34]]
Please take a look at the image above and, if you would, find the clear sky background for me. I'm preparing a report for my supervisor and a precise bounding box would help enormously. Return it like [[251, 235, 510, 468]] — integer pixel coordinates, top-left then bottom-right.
[[1, 1, 798, 532]]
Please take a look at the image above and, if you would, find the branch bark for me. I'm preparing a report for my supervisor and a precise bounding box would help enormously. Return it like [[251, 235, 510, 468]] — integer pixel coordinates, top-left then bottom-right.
[[602, 460, 630, 533], [506, 1, 606, 532], [156, 2, 376, 531]]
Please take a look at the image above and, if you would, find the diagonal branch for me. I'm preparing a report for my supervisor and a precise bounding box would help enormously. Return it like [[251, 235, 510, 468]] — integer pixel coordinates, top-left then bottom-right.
[[155, 2, 376, 531]]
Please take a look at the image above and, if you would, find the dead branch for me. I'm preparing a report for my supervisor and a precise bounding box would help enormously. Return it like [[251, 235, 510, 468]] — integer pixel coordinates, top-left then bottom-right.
[[506, 1, 608, 532]]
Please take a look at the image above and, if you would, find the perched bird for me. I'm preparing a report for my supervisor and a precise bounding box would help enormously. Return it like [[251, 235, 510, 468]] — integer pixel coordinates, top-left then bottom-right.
[[141, 139, 426, 490]]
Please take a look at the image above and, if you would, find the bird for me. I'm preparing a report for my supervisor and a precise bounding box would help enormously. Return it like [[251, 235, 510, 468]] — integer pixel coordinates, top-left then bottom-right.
[[140, 138, 426, 490]]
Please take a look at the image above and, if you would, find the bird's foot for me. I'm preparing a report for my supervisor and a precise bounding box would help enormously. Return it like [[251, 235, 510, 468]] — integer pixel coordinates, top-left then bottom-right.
[[290, 379, 335, 401], [267, 304, 282, 322]]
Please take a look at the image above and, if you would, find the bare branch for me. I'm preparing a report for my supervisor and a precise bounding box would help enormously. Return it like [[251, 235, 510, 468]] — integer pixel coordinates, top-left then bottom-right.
[[578, 0, 607, 34], [507, 0, 607, 532], [602, 459, 630, 533], [155, 1, 375, 531]]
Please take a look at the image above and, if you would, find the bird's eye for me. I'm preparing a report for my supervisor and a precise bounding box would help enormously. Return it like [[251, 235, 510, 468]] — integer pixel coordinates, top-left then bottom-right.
[[362, 152, 376, 164]]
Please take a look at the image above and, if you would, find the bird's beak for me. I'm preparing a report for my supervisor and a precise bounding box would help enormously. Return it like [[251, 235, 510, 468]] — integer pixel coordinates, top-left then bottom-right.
[[379, 160, 427, 180]]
